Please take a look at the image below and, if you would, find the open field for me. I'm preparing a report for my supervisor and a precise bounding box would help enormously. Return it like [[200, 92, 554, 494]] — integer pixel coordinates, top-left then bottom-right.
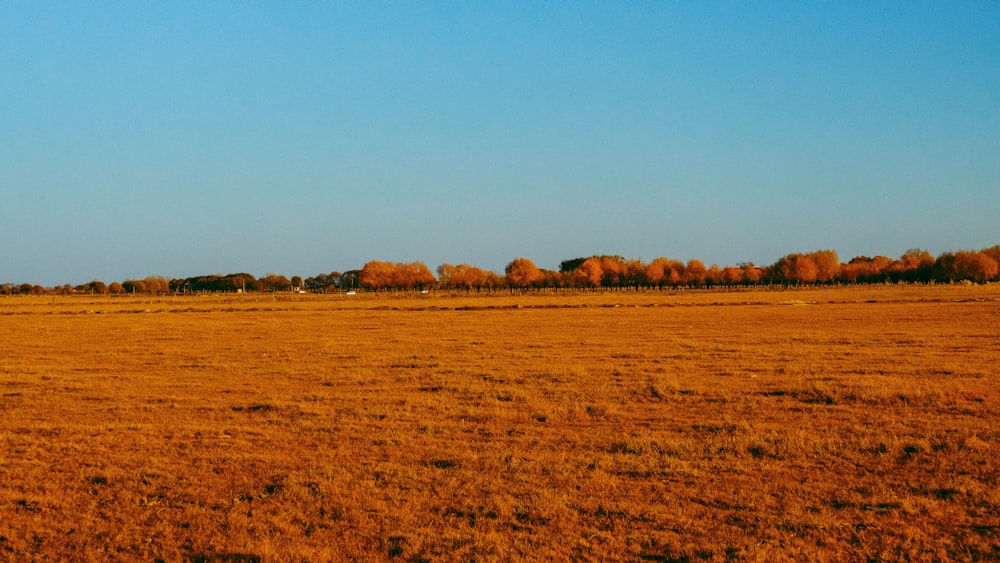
[[1, 285, 998, 561]]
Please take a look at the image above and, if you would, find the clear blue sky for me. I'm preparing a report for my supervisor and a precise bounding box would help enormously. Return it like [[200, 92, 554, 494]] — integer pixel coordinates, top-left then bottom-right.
[[2, 1, 998, 286]]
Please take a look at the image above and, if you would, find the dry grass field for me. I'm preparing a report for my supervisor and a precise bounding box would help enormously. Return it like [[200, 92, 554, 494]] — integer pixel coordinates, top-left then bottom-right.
[[1, 285, 998, 561]]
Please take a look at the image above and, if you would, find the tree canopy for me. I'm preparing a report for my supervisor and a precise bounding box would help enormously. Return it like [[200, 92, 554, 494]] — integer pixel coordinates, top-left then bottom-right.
[[4, 245, 998, 295]]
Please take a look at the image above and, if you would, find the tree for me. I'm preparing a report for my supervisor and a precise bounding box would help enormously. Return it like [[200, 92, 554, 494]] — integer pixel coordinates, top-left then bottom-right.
[[228, 274, 255, 292], [645, 258, 684, 287], [257, 274, 291, 292], [122, 279, 146, 294], [684, 259, 707, 286], [436, 263, 456, 286], [705, 264, 722, 286], [559, 257, 588, 274], [305, 272, 341, 292], [892, 248, 935, 283], [952, 251, 999, 283], [505, 258, 543, 288], [87, 280, 108, 295], [793, 255, 818, 284], [740, 262, 762, 284], [598, 256, 626, 287], [774, 253, 818, 284], [142, 276, 170, 294], [438, 263, 492, 291], [811, 250, 840, 283], [898, 248, 934, 270], [666, 259, 685, 286], [109, 282, 125, 294], [841, 258, 866, 283], [622, 259, 647, 288], [539, 268, 563, 288], [359, 261, 395, 290], [341, 270, 361, 290], [645, 258, 669, 288], [360, 261, 435, 291], [979, 245, 1000, 269], [291, 276, 303, 291], [398, 262, 436, 289], [568, 256, 630, 288], [842, 256, 892, 283], [721, 267, 744, 285], [573, 257, 603, 287], [933, 252, 957, 282]]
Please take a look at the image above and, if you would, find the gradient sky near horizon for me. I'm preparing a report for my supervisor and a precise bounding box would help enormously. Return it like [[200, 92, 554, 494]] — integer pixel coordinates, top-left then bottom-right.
[[2, 2, 998, 286]]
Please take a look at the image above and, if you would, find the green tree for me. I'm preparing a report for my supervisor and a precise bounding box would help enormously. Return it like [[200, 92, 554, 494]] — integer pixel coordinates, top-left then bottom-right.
[[559, 257, 588, 273]]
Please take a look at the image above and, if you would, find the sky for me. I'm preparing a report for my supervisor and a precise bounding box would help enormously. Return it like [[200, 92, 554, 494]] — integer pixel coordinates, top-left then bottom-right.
[[2, 1, 998, 286]]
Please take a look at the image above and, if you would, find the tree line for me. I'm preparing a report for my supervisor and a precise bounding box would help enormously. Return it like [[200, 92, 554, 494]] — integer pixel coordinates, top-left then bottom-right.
[[2, 245, 998, 296]]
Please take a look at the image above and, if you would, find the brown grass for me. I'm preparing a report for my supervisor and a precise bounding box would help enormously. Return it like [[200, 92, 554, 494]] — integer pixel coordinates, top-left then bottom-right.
[[1, 285, 998, 561]]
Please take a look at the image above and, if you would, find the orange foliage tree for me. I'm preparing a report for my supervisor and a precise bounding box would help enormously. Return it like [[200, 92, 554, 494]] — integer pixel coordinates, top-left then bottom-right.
[[740, 262, 762, 284], [360, 261, 435, 291], [505, 258, 543, 288], [982, 245, 1000, 267], [597, 256, 625, 287], [398, 262, 436, 289], [775, 253, 816, 284], [773, 251, 839, 284], [889, 249, 935, 283], [684, 259, 707, 286], [644, 258, 685, 288], [21, 243, 1000, 293], [622, 259, 647, 288], [122, 276, 171, 294], [566, 256, 646, 289], [441, 264, 500, 291], [573, 257, 604, 287], [841, 256, 893, 283], [812, 250, 841, 283], [644, 258, 667, 287], [437, 263, 495, 291], [359, 261, 396, 290], [950, 251, 999, 283], [705, 264, 723, 286]]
